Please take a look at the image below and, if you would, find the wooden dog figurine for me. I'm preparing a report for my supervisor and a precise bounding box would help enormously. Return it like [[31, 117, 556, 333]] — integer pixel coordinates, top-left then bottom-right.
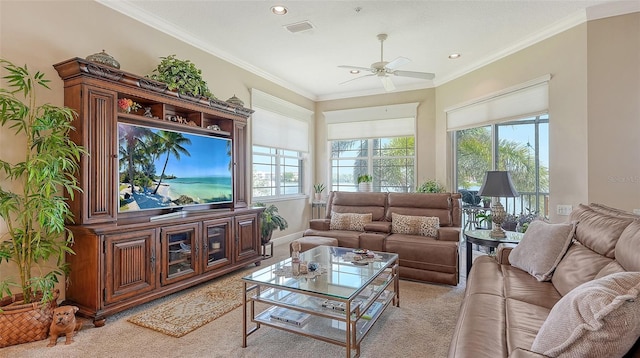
[[47, 305, 82, 347]]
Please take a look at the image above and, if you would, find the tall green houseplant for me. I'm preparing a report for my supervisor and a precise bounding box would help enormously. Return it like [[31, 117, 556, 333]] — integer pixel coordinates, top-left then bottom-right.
[[0, 59, 85, 304]]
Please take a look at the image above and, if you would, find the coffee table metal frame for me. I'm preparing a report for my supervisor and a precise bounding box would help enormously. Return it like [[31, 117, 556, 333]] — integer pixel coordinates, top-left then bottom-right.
[[464, 229, 523, 276], [242, 245, 399, 358]]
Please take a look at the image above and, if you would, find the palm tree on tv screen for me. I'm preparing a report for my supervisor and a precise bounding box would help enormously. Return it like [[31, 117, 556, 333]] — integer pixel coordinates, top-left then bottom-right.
[[152, 131, 191, 195], [119, 125, 153, 194]]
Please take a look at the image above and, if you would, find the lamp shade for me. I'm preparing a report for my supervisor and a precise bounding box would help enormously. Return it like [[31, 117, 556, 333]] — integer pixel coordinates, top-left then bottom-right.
[[478, 171, 519, 198]]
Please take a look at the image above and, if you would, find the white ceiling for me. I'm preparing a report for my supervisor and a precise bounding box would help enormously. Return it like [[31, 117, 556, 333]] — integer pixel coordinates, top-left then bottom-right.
[[98, 1, 638, 101]]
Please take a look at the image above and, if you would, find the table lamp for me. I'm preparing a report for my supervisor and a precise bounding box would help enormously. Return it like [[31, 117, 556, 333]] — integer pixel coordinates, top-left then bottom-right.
[[478, 171, 519, 238]]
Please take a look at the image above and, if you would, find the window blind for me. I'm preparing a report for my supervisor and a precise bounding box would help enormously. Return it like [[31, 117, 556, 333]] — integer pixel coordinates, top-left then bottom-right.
[[324, 103, 418, 140], [446, 75, 551, 131], [251, 89, 312, 152]]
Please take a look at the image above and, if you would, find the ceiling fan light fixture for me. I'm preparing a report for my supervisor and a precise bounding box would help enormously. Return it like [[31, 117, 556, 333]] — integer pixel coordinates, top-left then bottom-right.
[[271, 5, 288, 15], [350, 70, 360, 74], [448, 53, 461, 59]]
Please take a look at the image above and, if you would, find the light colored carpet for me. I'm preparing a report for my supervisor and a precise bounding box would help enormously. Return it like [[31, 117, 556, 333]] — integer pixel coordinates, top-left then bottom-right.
[[1, 244, 478, 357], [128, 267, 256, 337]]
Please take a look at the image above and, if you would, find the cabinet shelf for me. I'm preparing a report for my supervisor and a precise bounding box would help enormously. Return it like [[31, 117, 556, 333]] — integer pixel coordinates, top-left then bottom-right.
[[118, 114, 231, 137]]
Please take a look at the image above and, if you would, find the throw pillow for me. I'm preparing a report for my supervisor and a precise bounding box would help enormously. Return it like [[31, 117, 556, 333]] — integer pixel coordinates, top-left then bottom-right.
[[531, 272, 640, 358], [329, 212, 372, 232], [508, 220, 575, 281], [391, 213, 439, 238]]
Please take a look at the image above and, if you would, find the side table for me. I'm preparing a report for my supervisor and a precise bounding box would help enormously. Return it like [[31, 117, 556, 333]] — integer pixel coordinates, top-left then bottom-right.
[[464, 229, 523, 277], [311, 200, 326, 219]]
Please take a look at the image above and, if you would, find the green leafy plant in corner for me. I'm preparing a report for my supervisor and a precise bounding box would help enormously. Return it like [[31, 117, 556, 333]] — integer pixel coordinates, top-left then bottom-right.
[[0, 59, 85, 304], [313, 183, 326, 194], [357, 174, 372, 184], [148, 55, 214, 99], [255, 203, 288, 244], [416, 179, 446, 193]]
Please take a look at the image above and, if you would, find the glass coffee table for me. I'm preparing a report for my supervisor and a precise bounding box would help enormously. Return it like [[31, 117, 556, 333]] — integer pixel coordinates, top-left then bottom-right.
[[242, 245, 399, 358]]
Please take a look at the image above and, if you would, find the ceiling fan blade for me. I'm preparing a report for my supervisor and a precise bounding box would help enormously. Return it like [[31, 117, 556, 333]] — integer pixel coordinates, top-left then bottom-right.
[[340, 74, 375, 85], [392, 70, 435, 80], [385, 56, 410, 71], [380, 76, 395, 91], [338, 65, 373, 72]]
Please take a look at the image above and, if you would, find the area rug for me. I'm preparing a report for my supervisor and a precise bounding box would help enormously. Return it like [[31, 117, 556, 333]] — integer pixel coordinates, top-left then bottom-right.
[[127, 267, 256, 337]]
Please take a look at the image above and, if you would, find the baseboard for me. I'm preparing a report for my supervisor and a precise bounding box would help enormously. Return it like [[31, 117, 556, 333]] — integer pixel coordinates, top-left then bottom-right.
[[271, 231, 303, 248]]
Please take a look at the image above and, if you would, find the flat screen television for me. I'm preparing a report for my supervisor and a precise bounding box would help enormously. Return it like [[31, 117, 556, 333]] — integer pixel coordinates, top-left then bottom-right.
[[118, 122, 233, 213]]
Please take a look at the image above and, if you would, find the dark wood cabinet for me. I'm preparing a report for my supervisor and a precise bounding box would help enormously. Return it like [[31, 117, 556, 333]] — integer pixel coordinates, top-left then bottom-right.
[[55, 58, 263, 325], [104, 229, 157, 305]]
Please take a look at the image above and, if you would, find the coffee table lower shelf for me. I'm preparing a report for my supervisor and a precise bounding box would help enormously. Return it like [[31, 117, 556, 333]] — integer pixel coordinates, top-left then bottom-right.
[[242, 268, 398, 357]]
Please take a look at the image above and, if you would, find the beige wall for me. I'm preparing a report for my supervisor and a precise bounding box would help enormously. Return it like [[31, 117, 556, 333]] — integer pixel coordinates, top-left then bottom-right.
[[435, 12, 639, 220], [586, 13, 640, 210]]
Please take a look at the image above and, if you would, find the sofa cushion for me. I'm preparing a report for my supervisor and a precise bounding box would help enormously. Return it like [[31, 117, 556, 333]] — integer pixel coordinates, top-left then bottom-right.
[[391, 212, 439, 238], [329, 191, 387, 221], [551, 243, 613, 296], [615, 219, 640, 271], [387, 192, 453, 226], [569, 204, 633, 258], [508, 221, 575, 281], [531, 272, 640, 358], [329, 212, 372, 231], [589, 202, 639, 219]]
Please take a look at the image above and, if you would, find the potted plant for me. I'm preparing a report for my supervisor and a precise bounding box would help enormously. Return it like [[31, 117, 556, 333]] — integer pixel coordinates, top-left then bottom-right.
[[357, 174, 373, 192], [482, 197, 492, 208], [313, 183, 325, 201], [475, 212, 492, 229], [416, 179, 446, 193], [255, 203, 288, 244], [0, 59, 85, 347], [147, 55, 215, 100]]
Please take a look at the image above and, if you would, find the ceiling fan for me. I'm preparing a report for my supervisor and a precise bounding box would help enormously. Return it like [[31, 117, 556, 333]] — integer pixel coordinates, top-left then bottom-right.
[[338, 33, 435, 92]]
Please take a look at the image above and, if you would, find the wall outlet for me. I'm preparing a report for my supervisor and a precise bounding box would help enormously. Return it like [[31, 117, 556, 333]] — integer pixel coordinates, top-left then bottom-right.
[[557, 204, 573, 216], [634, 209, 640, 215]]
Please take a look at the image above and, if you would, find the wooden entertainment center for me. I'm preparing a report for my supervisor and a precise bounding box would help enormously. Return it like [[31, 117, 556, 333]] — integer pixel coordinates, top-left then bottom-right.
[[54, 58, 263, 326]]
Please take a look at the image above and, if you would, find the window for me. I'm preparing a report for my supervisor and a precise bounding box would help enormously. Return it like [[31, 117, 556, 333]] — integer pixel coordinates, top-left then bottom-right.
[[455, 114, 549, 216], [250, 89, 312, 201], [330, 136, 415, 192], [252, 146, 304, 198]]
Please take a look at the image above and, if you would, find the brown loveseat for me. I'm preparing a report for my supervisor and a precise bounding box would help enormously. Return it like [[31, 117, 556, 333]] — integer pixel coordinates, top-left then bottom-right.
[[448, 203, 640, 357], [303, 191, 462, 285]]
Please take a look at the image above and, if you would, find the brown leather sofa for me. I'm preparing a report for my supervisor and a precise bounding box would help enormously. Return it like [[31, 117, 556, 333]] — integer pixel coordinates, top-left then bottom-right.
[[448, 203, 640, 357], [303, 191, 462, 285]]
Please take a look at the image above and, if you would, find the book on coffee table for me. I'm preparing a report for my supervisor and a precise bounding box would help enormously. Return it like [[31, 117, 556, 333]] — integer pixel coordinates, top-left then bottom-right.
[[269, 307, 311, 326]]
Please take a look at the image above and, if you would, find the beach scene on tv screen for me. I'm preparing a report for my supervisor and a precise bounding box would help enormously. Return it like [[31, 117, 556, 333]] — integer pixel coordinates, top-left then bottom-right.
[[118, 123, 233, 212]]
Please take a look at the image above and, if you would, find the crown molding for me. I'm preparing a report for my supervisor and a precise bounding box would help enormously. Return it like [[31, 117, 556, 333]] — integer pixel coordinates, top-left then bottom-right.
[[96, 0, 317, 101]]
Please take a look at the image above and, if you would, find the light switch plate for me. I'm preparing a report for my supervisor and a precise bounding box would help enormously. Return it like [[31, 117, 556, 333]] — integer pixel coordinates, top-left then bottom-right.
[[557, 205, 573, 216]]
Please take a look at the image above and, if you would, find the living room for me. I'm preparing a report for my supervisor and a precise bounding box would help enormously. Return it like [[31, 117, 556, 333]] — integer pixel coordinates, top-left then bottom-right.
[[1, 0, 639, 356]]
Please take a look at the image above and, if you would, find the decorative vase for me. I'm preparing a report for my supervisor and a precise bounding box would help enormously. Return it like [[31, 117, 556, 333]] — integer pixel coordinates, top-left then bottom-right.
[[0, 290, 59, 348], [358, 182, 372, 192], [261, 231, 273, 245], [314, 193, 322, 201]]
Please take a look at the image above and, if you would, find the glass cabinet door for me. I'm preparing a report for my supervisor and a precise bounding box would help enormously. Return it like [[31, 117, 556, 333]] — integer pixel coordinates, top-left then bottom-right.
[[161, 222, 199, 285], [203, 217, 232, 271]]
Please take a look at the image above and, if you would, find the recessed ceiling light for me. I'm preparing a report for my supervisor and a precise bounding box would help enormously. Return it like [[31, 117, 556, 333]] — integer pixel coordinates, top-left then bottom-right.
[[350, 70, 360, 74], [271, 5, 288, 15], [448, 53, 461, 59]]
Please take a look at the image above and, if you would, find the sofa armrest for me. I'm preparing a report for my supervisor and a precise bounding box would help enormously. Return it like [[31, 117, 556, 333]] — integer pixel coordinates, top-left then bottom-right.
[[509, 348, 550, 358], [438, 227, 461, 242], [495, 243, 518, 264], [309, 219, 330, 231]]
